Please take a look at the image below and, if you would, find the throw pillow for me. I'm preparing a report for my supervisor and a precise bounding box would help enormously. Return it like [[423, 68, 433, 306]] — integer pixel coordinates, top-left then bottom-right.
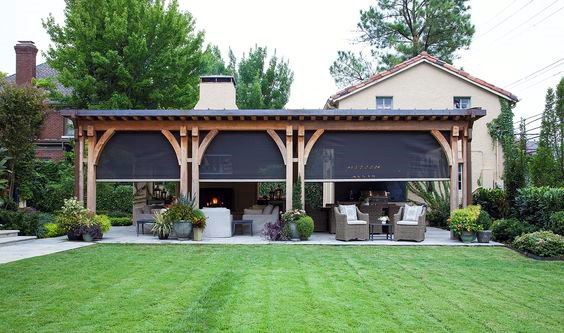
[[263, 204, 274, 215], [403, 205, 422, 222], [339, 204, 357, 221]]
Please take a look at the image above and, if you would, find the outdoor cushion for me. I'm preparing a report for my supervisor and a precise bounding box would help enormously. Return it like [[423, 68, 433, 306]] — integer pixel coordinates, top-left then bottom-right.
[[347, 220, 367, 225], [263, 204, 274, 215], [243, 209, 263, 215], [404, 205, 423, 222], [397, 220, 419, 226], [339, 204, 357, 221]]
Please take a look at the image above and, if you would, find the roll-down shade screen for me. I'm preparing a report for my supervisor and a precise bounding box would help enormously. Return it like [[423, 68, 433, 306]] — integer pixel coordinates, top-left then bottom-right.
[[305, 131, 448, 181], [97, 132, 180, 181], [200, 132, 285, 180]]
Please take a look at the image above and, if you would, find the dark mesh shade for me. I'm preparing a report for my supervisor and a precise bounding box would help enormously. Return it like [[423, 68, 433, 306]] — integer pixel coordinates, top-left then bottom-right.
[[97, 132, 179, 180], [200, 132, 285, 180], [305, 131, 448, 181]]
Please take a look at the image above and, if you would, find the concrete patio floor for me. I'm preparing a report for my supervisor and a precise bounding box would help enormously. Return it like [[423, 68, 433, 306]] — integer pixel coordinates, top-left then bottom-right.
[[0, 236, 93, 264], [99, 225, 502, 246]]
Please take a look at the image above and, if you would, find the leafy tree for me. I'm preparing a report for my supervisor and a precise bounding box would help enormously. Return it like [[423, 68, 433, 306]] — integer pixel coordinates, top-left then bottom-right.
[[330, 0, 475, 87], [529, 88, 560, 186], [0, 147, 10, 207], [43, 0, 204, 109], [0, 81, 47, 201], [200, 45, 229, 76], [556, 78, 564, 178]]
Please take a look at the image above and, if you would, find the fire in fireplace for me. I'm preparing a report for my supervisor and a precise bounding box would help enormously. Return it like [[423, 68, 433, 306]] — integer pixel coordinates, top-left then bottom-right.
[[200, 188, 234, 209]]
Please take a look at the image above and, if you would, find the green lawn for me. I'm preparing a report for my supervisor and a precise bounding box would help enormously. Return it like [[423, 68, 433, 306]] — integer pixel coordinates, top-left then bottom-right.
[[0, 245, 562, 332]]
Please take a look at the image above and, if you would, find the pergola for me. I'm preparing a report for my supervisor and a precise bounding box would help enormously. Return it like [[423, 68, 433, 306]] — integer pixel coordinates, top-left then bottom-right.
[[61, 108, 485, 213]]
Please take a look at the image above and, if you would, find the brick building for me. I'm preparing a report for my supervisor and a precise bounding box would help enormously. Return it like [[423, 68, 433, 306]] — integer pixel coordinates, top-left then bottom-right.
[[4, 41, 73, 160]]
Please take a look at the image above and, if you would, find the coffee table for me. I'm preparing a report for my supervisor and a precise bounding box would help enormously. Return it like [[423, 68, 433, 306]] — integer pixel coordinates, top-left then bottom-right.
[[369, 223, 393, 240], [232, 219, 254, 236]]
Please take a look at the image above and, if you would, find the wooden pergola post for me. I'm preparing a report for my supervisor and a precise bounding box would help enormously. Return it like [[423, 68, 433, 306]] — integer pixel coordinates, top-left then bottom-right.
[[297, 125, 305, 208], [466, 128, 473, 206], [86, 126, 97, 212], [74, 125, 84, 203], [450, 126, 459, 212], [461, 128, 469, 207], [191, 127, 199, 206], [179, 126, 188, 197], [285, 126, 293, 210]]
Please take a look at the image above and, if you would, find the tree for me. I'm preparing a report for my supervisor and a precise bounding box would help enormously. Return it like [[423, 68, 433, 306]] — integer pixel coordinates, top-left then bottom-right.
[[529, 88, 560, 186], [556, 78, 564, 178], [43, 0, 204, 109], [0, 81, 47, 202], [330, 0, 475, 87], [200, 45, 229, 76]]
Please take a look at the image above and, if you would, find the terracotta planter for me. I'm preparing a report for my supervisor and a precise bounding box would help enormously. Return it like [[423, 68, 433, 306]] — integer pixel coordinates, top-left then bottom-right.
[[193, 227, 203, 241]]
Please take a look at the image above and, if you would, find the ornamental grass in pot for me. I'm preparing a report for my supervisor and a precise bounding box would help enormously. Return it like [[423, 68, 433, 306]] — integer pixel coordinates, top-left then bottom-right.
[[151, 211, 172, 240], [449, 205, 482, 243]]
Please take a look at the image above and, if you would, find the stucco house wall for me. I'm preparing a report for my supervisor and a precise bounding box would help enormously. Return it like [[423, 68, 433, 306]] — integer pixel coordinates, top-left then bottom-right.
[[334, 62, 505, 190]]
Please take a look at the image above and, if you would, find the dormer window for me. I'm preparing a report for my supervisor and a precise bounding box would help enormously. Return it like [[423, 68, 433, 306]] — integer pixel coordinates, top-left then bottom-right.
[[376, 97, 393, 110], [454, 97, 471, 109]]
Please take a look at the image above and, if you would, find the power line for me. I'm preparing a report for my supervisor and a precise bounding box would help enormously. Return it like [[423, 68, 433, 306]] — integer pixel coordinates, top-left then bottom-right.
[[514, 71, 564, 91], [477, 0, 535, 37], [505, 58, 564, 87], [476, 0, 520, 28], [494, 0, 560, 41], [532, 5, 564, 27]]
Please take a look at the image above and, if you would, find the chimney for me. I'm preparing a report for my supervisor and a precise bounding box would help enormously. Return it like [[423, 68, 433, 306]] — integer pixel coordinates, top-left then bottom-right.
[[194, 76, 238, 109], [14, 41, 38, 86]]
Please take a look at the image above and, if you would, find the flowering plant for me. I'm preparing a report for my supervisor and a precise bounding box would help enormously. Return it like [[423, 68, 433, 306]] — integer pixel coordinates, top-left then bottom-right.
[[378, 216, 389, 224], [281, 209, 306, 224]]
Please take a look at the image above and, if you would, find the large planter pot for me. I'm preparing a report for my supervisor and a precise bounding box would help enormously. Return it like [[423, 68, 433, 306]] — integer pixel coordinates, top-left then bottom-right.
[[193, 227, 203, 241], [174, 221, 192, 240], [460, 231, 477, 243], [289, 222, 300, 241], [450, 229, 459, 240], [82, 232, 95, 242], [477, 230, 492, 243], [157, 233, 169, 240], [67, 231, 83, 241]]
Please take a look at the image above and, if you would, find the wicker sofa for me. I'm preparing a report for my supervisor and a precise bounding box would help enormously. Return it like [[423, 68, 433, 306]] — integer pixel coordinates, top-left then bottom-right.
[[392, 205, 427, 242], [334, 206, 369, 241]]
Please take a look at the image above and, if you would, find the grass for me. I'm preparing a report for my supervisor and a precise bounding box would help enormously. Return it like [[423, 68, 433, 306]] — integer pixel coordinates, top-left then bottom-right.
[[0, 245, 563, 332]]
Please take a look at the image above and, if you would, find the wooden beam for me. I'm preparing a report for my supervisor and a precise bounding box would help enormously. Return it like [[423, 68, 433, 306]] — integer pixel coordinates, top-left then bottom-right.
[[304, 129, 325, 164], [286, 126, 293, 210], [450, 132, 459, 212], [462, 135, 468, 207], [430, 130, 453, 166], [93, 128, 115, 166], [197, 129, 219, 165], [161, 129, 182, 165], [180, 126, 188, 197], [75, 126, 84, 203], [86, 130, 97, 212], [191, 127, 200, 206], [298, 125, 305, 208], [267, 129, 287, 165]]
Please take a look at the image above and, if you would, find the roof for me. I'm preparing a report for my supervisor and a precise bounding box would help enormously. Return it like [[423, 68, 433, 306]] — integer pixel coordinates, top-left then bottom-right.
[[61, 107, 486, 121], [4, 62, 72, 96], [326, 52, 519, 107]]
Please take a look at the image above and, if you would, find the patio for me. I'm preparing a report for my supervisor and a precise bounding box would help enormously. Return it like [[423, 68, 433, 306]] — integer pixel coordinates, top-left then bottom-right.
[[99, 226, 502, 246]]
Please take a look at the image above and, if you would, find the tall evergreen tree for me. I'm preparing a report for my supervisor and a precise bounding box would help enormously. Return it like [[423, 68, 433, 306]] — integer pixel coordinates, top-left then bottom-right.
[[556, 78, 564, 178], [330, 0, 475, 87], [43, 0, 204, 109]]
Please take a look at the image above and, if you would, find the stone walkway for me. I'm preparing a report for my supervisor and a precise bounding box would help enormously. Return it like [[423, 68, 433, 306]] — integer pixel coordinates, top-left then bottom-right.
[[0, 236, 93, 265]]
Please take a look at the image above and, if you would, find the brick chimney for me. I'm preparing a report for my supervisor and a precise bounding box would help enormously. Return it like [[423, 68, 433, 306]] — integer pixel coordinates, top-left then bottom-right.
[[14, 41, 38, 86], [194, 76, 238, 109]]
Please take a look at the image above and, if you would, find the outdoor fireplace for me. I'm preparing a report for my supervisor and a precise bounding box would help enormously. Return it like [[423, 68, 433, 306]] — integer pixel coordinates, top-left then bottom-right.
[[200, 188, 234, 209]]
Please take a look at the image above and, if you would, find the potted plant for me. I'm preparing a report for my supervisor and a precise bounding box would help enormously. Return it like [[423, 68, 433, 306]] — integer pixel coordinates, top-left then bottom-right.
[[151, 211, 172, 240], [166, 194, 196, 240], [296, 215, 314, 241], [448, 206, 482, 243], [191, 208, 207, 241], [56, 198, 90, 241], [281, 209, 306, 241], [476, 209, 493, 243]]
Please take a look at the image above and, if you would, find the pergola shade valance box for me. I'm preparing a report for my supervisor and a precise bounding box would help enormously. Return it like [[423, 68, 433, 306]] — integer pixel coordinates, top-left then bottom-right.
[[61, 108, 484, 212]]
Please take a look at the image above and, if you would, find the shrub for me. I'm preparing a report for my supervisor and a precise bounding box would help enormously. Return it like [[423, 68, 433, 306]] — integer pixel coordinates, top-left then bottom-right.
[[0, 209, 44, 236], [427, 203, 450, 228], [43, 223, 64, 238], [549, 211, 564, 235], [513, 231, 564, 257], [55, 198, 90, 233], [29, 159, 74, 213], [491, 219, 534, 243], [448, 205, 482, 234], [296, 215, 314, 240], [476, 210, 493, 230], [514, 187, 564, 229], [472, 187, 509, 219], [96, 183, 134, 214], [109, 217, 132, 226], [262, 220, 289, 241], [95, 215, 111, 234]]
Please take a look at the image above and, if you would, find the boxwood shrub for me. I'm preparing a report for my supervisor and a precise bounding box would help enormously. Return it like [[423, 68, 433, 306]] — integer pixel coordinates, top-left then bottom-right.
[[43, 223, 65, 238], [109, 217, 133, 226], [513, 231, 564, 258], [0, 210, 52, 237], [491, 218, 534, 243], [296, 215, 314, 240]]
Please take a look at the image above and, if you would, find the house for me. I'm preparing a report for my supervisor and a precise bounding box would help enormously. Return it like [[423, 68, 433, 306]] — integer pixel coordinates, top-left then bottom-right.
[[3, 41, 73, 160], [325, 52, 519, 195], [62, 75, 484, 237]]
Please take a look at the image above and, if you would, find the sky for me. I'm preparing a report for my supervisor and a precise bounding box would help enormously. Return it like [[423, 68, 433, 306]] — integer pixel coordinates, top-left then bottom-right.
[[0, 0, 563, 122]]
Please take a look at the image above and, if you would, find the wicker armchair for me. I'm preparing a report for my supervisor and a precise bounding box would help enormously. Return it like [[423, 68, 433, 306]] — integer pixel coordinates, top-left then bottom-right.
[[334, 207, 369, 241], [392, 205, 427, 242]]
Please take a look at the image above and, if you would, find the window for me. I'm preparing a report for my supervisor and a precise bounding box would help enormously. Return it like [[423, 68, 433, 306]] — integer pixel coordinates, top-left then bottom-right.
[[453, 97, 471, 109], [376, 97, 393, 110], [63, 118, 75, 138], [458, 163, 463, 191]]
